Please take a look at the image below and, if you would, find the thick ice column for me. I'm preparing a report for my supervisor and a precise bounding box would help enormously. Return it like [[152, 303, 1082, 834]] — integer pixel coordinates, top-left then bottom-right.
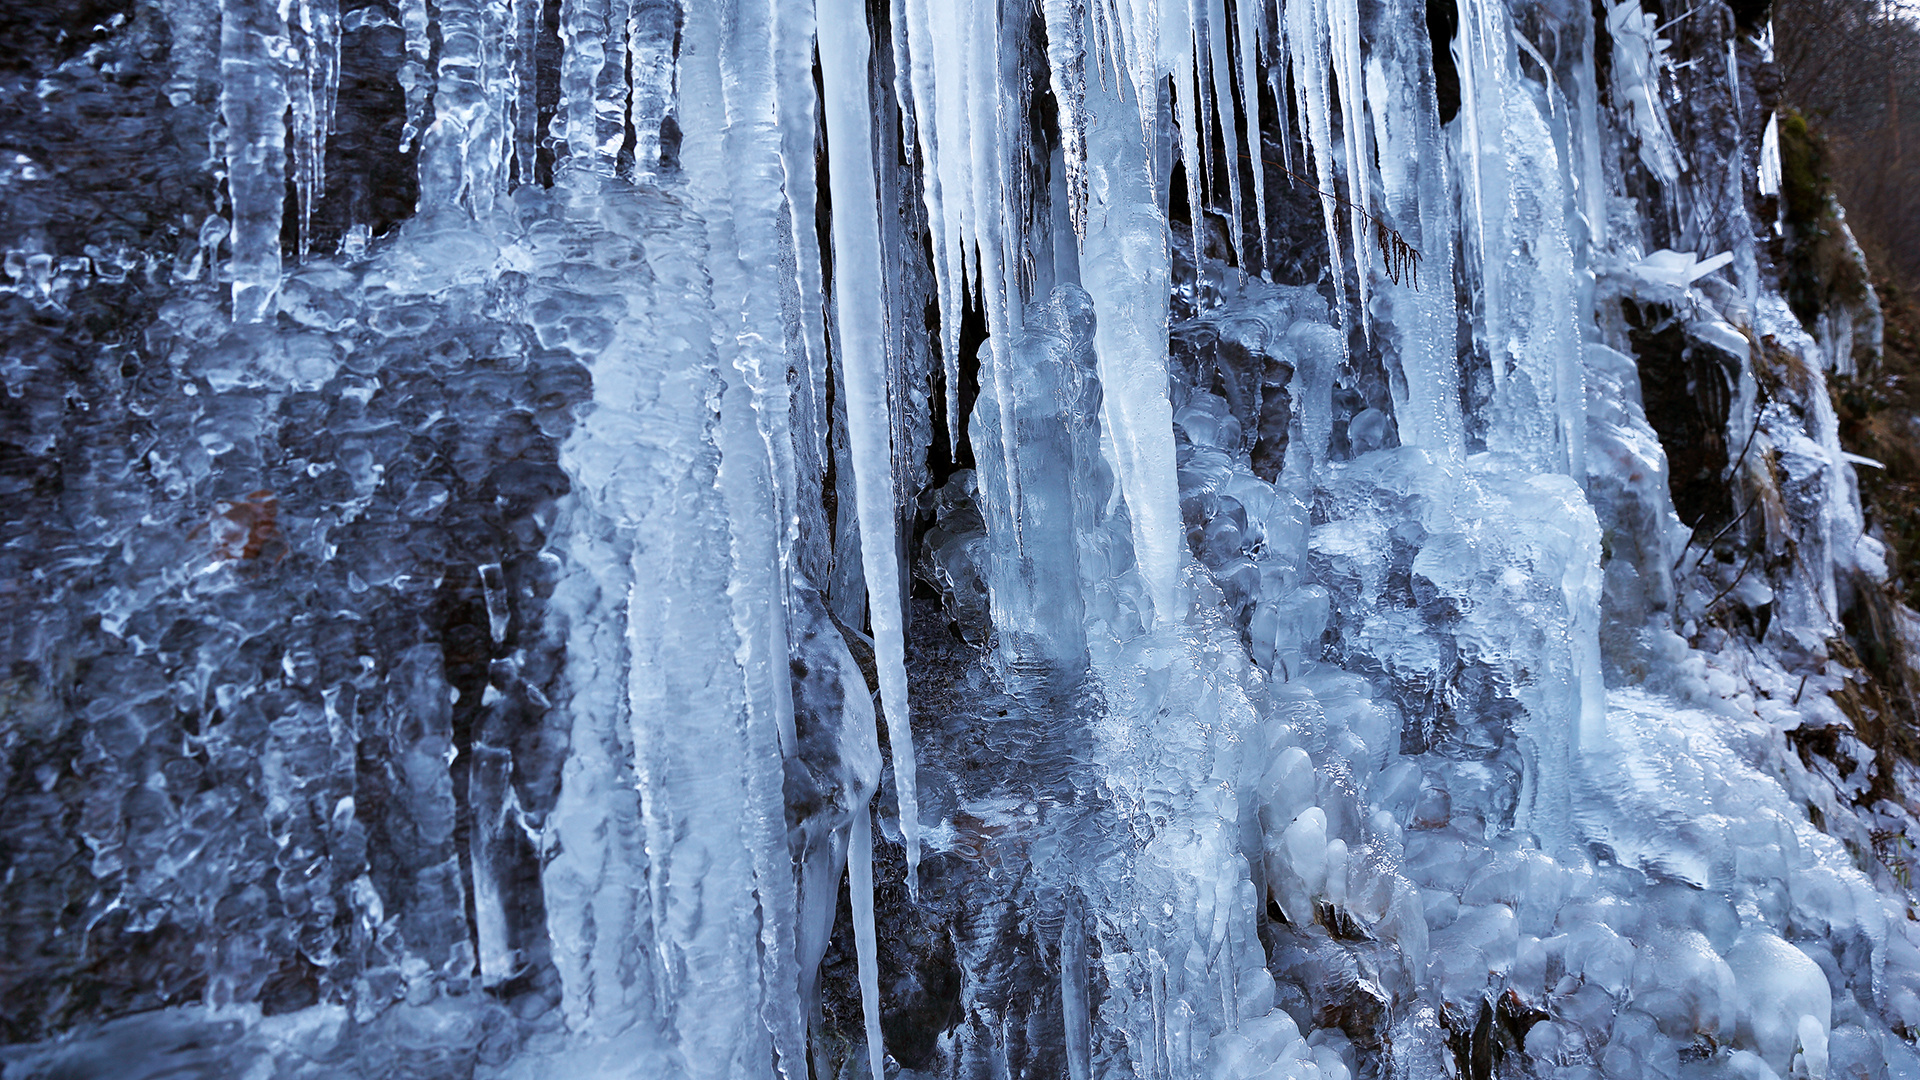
[[815, 0, 923, 883], [1077, 40, 1182, 624], [555, 0, 627, 174], [1456, 0, 1586, 479], [539, 223, 664, 1040], [620, 207, 777, 1080], [971, 288, 1104, 678], [219, 0, 290, 321], [677, 0, 808, 1072], [418, 0, 514, 211], [628, 0, 682, 177]]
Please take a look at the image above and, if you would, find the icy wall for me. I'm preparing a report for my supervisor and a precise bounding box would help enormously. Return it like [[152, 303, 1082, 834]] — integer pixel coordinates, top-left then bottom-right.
[[1, 0, 1918, 1077]]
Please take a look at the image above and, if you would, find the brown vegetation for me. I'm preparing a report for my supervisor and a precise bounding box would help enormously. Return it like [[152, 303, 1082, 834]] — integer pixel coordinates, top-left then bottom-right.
[[1775, 0, 1920, 289]]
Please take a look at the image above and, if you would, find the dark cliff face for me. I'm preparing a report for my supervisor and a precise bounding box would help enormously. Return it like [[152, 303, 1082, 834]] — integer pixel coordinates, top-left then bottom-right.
[[0, 0, 578, 1042]]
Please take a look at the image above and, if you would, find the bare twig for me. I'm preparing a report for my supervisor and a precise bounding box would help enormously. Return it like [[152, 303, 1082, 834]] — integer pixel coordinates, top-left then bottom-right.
[[1239, 153, 1424, 287], [1703, 548, 1763, 613], [1676, 498, 1758, 571]]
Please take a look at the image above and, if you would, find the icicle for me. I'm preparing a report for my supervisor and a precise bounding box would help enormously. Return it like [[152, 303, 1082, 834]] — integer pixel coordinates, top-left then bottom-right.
[[289, 0, 339, 261], [1270, 8, 1295, 180], [1725, 38, 1742, 124], [1204, 0, 1244, 268], [1606, 0, 1685, 184], [398, 0, 431, 152], [1042, 0, 1091, 240], [901, 0, 958, 456], [1117, 0, 1161, 138], [816, 0, 923, 887], [1098, 0, 1134, 99], [1570, 2, 1609, 250], [775, 0, 834, 586], [469, 745, 517, 987], [1062, 901, 1093, 1080], [1329, 0, 1372, 331], [418, 0, 514, 211], [890, 0, 915, 167], [1758, 111, 1782, 199], [1455, 0, 1490, 291], [510, 0, 540, 184], [628, 0, 680, 177], [555, 0, 613, 174], [1287, 0, 1348, 336], [1188, 0, 1222, 262], [598, 0, 633, 169], [849, 806, 886, 1080], [220, 0, 290, 322], [959, 0, 1031, 553], [1080, 6, 1181, 624], [1236, 0, 1268, 274], [1168, 0, 1205, 264], [1086, 0, 1116, 96]]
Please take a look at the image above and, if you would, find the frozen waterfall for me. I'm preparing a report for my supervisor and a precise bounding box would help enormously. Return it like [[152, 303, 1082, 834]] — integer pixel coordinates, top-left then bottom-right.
[[0, 0, 1917, 1077]]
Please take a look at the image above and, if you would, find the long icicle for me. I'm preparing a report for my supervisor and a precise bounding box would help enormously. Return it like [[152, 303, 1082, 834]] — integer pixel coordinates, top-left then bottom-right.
[[1236, 0, 1268, 274], [1204, 0, 1245, 270], [903, 0, 964, 460], [1042, 0, 1091, 240], [1330, 0, 1373, 338], [815, 0, 923, 893], [1287, 0, 1348, 339], [1169, 0, 1206, 264], [1080, 0, 1180, 625], [849, 806, 885, 1080], [290, 0, 338, 260]]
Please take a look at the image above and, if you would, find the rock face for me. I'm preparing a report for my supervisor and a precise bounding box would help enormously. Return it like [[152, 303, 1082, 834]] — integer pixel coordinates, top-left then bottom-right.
[[1, 0, 1917, 1078]]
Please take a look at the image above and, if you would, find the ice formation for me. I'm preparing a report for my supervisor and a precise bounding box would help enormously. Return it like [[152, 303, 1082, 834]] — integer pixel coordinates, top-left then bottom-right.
[[1, 0, 1918, 1077]]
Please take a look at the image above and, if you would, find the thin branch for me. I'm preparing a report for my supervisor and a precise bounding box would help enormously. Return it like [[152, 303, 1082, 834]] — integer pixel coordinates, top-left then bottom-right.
[[1238, 153, 1424, 288], [1677, 497, 1759, 571], [1704, 548, 1763, 613]]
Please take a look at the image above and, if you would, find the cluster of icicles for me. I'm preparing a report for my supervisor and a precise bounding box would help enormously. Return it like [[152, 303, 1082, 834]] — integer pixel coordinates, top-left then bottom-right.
[[188, 0, 1774, 1073]]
